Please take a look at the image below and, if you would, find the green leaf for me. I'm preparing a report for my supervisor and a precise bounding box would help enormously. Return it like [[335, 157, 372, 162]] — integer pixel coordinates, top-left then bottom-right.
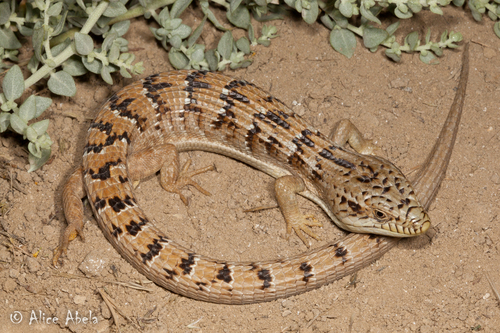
[[205, 49, 218, 71], [200, 0, 227, 31], [53, 8, 69, 36], [3, 65, 24, 101], [103, 1, 128, 17], [102, 31, 118, 52], [405, 31, 419, 51], [33, 96, 52, 118], [320, 14, 335, 30], [363, 27, 388, 49], [0, 2, 11, 25], [159, 6, 170, 23], [0, 112, 11, 133], [108, 42, 120, 62], [32, 21, 44, 61], [171, 24, 192, 39], [230, 0, 244, 13], [227, 4, 251, 29], [386, 21, 400, 36], [360, 3, 381, 24], [120, 67, 132, 78], [495, 22, 500, 39], [9, 113, 27, 135], [82, 56, 103, 74], [47, 2, 63, 16], [330, 28, 356, 58], [28, 148, 51, 172], [101, 65, 113, 85], [452, 0, 465, 5], [302, 0, 319, 24], [111, 21, 131, 37], [26, 126, 38, 142], [236, 37, 251, 54], [187, 17, 207, 47], [74, 32, 94, 55], [19, 95, 37, 122], [420, 51, 438, 64], [429, 4, 443, 15], [330, 9, 348, 28], [164, 18, 182, 31], [394, 7, 413, 18], [170, 0, 192, 19], [0, 27, 22, 49], [169, 48, 189, 69], [47, 71, 76, 97], [339, 0, 353, 18], [63, 57, 88, 76], [170, 35, 182, 49], [217, 31, 234, 60]]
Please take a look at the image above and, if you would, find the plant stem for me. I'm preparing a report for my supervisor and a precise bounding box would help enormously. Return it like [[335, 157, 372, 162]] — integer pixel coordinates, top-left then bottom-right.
[[23, 1, 109, 89]]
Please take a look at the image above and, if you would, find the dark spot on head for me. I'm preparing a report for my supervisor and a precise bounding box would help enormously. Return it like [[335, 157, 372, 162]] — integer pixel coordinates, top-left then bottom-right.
[[347, 200, 361, 212]]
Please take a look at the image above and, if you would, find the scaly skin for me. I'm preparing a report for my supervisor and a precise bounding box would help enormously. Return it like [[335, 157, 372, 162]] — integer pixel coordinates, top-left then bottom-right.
[[55, 43, 469, 304]]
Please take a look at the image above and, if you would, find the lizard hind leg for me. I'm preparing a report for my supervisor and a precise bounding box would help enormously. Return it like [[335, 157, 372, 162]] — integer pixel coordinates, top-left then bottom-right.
[[329, 119, 380, 156], [53, 167, 87, 266], [128, 143, 215, 206]]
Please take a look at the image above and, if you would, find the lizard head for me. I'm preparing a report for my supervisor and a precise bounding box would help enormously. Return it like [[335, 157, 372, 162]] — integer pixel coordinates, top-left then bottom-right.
[[328, 154, 430, 237]]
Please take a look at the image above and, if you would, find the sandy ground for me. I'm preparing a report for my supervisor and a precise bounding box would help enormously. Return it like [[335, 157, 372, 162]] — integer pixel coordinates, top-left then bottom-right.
[[1, 6, 499, 333]]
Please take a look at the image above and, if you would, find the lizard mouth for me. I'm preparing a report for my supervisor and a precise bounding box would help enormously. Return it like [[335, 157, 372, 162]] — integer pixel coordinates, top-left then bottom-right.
[[377, 220, 430, 236]]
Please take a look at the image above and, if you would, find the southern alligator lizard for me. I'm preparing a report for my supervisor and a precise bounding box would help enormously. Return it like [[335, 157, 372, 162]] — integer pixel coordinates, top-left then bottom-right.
[[55, 43, 469, 304]]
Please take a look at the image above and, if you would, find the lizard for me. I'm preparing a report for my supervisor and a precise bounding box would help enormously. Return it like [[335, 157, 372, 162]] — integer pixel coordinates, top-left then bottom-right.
[[54, 42, 469, 305]]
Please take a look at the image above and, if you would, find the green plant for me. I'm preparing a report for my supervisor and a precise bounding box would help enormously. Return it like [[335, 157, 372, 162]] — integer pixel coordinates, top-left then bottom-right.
[[0, 0, 497, 171]]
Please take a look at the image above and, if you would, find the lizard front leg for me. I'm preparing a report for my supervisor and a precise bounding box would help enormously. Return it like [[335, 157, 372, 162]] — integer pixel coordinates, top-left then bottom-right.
[[275, 175, 322, 247]]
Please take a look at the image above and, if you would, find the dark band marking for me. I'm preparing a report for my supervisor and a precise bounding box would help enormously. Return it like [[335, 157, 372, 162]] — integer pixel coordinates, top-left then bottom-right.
[[108, 195, 135, 213], [299, 262, 314, 282], [144, 81, 172, 93], [125, 217, 148, 237], [319, 149, 356, 169], [264, 135, 282, 155], [84, 131, 131, 155], [196, 281, 208, 290], [335, 246, 348, 257], [94, 195, 106, 211], [118, 175, 128, 183], [108, 196, 126, 213], [265, 110, 290, 129], [110, 97, 135, 112], [141, 238, 163, 263], [88, 159, 122, 180], [225, 80, 250, 90], [164, 268, 178, 279], [257, 269, 272, 289], [89, 121, 113, 135], [216, 264, 233, 283], [111, 224, 122, 237], [179, 253, 197, 275]]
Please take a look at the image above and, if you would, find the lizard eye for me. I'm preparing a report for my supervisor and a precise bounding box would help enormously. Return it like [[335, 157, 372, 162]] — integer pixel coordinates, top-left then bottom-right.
[[374, 209, 387, 220]]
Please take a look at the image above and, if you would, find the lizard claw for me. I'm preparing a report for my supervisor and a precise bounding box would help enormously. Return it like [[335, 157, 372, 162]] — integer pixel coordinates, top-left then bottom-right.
[[286, 214, 322, 247]]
